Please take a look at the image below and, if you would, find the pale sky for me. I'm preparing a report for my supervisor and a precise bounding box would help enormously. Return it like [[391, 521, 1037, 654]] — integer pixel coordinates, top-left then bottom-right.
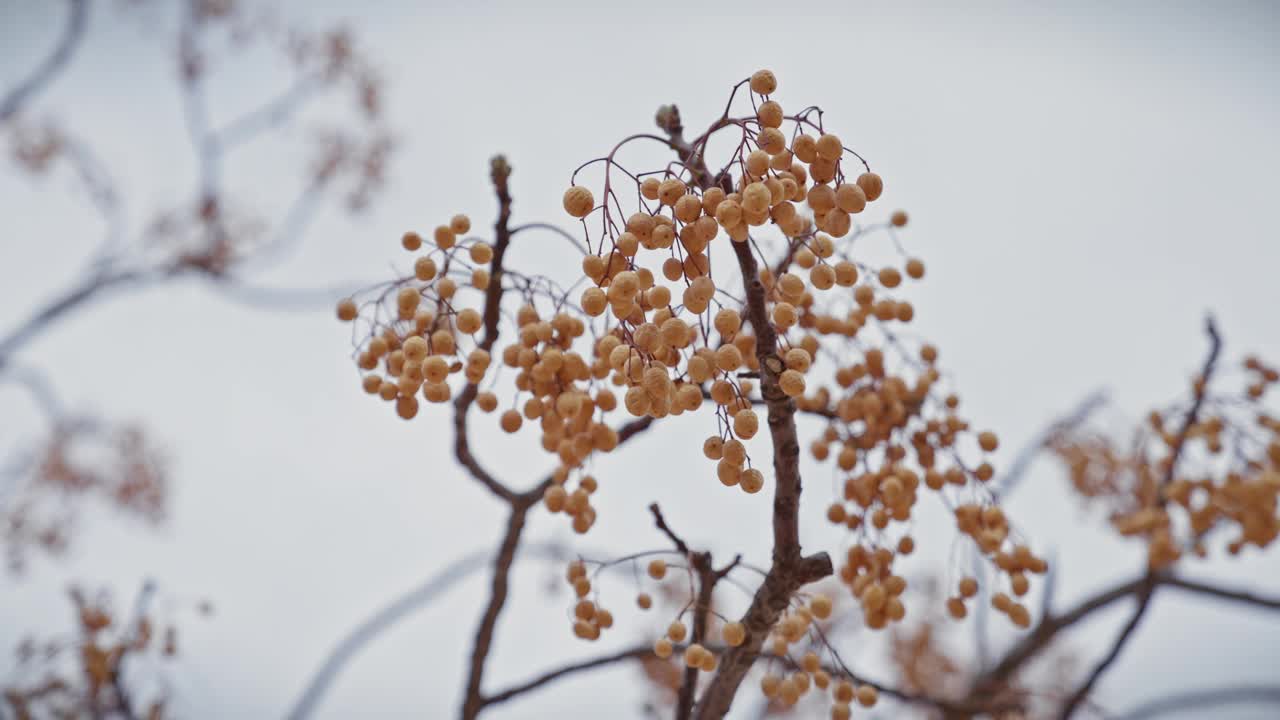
[[2, 1, 1279, 718]]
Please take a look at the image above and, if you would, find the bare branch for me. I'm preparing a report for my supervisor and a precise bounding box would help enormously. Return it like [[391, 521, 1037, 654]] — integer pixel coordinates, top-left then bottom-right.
[[213, 75, 326, 149], [973, 570, 1280, 703], [1161, 576, 1280, 611], [0, 0, 89, 122], [286, 543, 566, 720], [461, 501, 534, 719], [1057, 574, 1156, 718], [0, 269, 155, 373], [1161, 315, 1223, 492], [993, 389, 1108, 499], [649, 503, 690, 555], [481, 645, 654, 708]]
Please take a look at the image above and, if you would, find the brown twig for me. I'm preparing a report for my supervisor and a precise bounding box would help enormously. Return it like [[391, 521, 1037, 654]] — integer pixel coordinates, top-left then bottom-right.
[[461, 500, 534, 720], [649, 503, 691, 555]]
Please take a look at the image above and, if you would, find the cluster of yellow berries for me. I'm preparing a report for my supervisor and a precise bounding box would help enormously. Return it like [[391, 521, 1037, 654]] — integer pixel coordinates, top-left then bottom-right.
[[559, 68, 923, 504], [943, 522, 1046, 628], [338, 67, 1040, 689], [563, 560, 615, 641], [339, 210, 648, 534], [1053, 355, 1280, 568], [336, 213, 490, 421]]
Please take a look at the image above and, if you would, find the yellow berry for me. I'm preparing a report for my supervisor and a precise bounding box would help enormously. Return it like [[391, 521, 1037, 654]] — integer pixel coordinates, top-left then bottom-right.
[[810, 594, 832, 619], [835, 183, 866, 214], [654, 637, 673, 659], [658, 178, 687, 206], [779, 369, 806, 397], [722, 622, 746, 647], [648, 558, 667, 580], [401, 231, 422, 251], [750, 69, 777, 95], [433, 225, 456, 249], [414, 256, 437, 281], [978, 431, 999, 452], [456, 308, 482, 334], [856, 172, 883, 201], [336, 298, 358, 321], [816, 133, 843, 161], [734, 409, 759, 439], [563, 186, 595, 218], [450, 214, 471, 234], [757, 100, 783, 128], [890, 210, 908, 227]]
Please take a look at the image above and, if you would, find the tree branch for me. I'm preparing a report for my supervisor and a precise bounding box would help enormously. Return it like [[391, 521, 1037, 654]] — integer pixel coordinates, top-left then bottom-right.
[[1057, 575, 1156, 718], [653, 103, 830, 719], [0, 0, 88, 123], [285, 543, 564, 720], [0, 269, 155, 373], [649, 502, 690, 555], [461, 501, 534, 719], [993, 389, 1108, 499], [481, 646, 654, 708], [452, 156, 517, 503]]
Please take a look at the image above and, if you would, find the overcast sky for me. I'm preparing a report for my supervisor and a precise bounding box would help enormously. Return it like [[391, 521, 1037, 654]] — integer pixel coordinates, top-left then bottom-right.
[[2, 1, 1279, 718]]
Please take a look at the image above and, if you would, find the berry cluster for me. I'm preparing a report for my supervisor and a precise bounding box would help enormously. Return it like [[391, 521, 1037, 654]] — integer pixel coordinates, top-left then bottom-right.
[[336, 69, 1039, 715], [1052, 353, 1279, 568]]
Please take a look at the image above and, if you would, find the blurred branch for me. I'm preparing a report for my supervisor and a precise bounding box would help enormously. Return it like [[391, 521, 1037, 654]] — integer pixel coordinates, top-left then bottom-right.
[[1115, 684, 1280, 720], [1057, 572, 1156, 718], [1058, 317, 1226, 717], [213, 74, 326, 149], [1, 363, 65, 419], [0, 269, 157, 373], [970, 569, 1280, 709], [1160, 316, 1222, 492], [285, 543, 566, 720], [993, 389, 1108, 499], [481, 645, 654, 708], [0, 0, 89, 123]]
